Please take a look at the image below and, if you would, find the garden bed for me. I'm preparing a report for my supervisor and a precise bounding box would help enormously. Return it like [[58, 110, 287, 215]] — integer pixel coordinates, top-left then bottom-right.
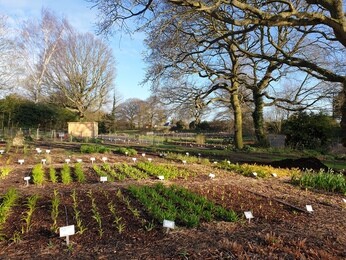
[[0, 144, 345, 259]]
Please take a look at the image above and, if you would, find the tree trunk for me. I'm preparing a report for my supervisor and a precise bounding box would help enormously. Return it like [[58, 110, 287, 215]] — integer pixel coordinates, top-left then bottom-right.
[[341, 81, 346, 147], [252, 89, 268, 147], [231, 90, 243, 149]]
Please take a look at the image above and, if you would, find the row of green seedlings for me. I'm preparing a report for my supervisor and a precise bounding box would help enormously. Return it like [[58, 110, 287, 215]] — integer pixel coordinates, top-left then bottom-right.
[[0, 188, 19, 240], [115, 188, 157, 231], [165, 152, 210, 165], [291, 169, 346, 194], [31, 163, 86, 185], [93, 163, 149, 181], [215, 160, 296, 178], [136, 162, 193, 180], [128, 183, 238, 228], [10, 194, 40, 243]]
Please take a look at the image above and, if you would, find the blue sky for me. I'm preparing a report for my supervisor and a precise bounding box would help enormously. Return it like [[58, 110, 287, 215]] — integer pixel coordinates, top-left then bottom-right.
[[0, 0, 150, 101]]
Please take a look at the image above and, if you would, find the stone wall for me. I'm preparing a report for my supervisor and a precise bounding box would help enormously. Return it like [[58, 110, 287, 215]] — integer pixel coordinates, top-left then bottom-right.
[[68, 122, 98, 138]]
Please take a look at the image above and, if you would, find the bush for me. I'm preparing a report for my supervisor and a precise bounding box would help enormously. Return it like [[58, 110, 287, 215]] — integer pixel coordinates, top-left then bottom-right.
[[282, 112, 339, 149]]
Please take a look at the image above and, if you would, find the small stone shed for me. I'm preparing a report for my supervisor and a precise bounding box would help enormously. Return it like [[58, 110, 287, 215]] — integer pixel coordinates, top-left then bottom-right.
[[68, 122, 98, 138]]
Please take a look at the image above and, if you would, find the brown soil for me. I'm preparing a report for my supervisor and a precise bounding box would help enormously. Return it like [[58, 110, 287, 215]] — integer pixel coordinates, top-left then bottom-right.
[[0, 145, 345, 259]]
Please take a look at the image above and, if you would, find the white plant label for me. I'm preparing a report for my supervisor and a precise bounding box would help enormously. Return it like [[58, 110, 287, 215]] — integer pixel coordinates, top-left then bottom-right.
[[186, 152, 189, 156], [125, 151, 128, 155], [102, 157, 108, 162], [37, 149, 42, 154], [142, 153, 146, 157], [182, 160, 187, 164], [252, 172, 258, 177], [208, 173, 215, 179], [227, 160, 231, 164], [65, 159, 71, 164], [148, 158, 152, 162], [163, 220, 175, 229], [18, 159, 24, 165], [59, 225, 75, 245], [132, 158, 137, 162], [100, 176, 107, 182], [24, 176, 31, 186], [244, 211, 254, 222], [158, 175, 164, 180], [41, 159, 46, 164], [271, 173, 278, 178], [342, 198, 346, 203], [0, 150, 4, 154], [90, 157, 95, 163], [46, 149, 51, 154], [306, 205, 313, 213], [76, 159, 82, 163], [213, 161, 218, 164]]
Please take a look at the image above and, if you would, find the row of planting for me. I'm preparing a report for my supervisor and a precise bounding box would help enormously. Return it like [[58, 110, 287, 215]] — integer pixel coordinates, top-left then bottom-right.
[[0, 188, 142, 242], [128, 183, 238, 228], [216, 160, 296, 178], [136, 162, 193, 180], [80, 144, 137, 156], [291, 170, 346, 194], [31, 163, 86, 185], [92, 162, 192, 181]]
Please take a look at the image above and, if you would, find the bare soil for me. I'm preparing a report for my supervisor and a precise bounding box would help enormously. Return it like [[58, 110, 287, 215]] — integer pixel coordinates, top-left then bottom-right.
[[0, 144, 345, 259]]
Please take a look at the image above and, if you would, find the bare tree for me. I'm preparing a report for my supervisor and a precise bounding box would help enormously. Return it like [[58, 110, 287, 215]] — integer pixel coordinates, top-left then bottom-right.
[[90, 0, 346, 145], [45, 32, 116, 119], [118, 98, 142, 129], [0, 14, 18, 94], [18, 9, 71, 103]]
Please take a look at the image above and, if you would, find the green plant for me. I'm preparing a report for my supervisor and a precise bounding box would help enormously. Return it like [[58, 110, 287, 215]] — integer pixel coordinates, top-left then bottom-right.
[[61, 164, 72, 184], [10, 231, 22, 243], [22, 194, 39, 233], [71, 190, 87, 234], [51, 190, 60, 233], [113, 147, 137, 156], [88, 191, 103, 238], [32, 164, 45, 185], [0, 188, 19, 225], [74, 163, 86, 183], [49, 166, 58, 183], [0, 166, 12, 179], [80, 144, 110, 154], [291, 170, 346, 193]]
